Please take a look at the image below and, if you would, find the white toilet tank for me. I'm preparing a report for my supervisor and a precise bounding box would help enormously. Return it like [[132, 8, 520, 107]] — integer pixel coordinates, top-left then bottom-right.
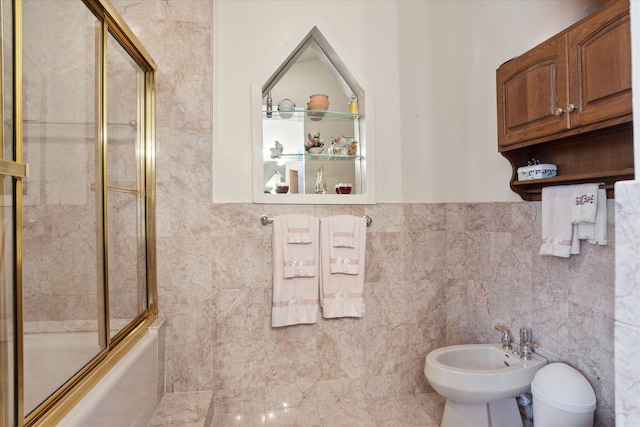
[[531, 363, 596, 427]]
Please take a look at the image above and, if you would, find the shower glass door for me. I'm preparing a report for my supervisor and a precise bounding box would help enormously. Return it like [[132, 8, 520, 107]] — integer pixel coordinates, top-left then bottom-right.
[[0, 174, 15, 427], [106, 31, 148, 339], [21, 0, 103, 415], [0, 1, 16, 424], [0, 1, 156, 424]]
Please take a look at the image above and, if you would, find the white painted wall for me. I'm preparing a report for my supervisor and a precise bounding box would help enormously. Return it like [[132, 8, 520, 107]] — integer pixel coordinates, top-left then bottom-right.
[[213, 0, 604, 203]]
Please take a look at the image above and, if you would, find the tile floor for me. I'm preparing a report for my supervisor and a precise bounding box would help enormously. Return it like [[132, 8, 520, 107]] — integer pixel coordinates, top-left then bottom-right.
[[148, 391, 445, 427], [148, 391, 214, 427]]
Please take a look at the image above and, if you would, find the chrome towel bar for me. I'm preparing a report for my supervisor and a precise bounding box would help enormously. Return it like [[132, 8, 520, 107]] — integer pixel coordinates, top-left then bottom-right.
[[260, 214, 372, 227]]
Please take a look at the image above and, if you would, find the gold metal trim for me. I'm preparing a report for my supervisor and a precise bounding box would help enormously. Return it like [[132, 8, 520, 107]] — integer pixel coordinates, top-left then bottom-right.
[[22, 119, 136, 127], [96, 9, 108, 353], [108, 186, 139, 196], [0, 0, 9, 422], [14, 1, 25, 425], [0, 159, 27, 178], [83, 0, 156, 71], [145, 70, 157, 315], [90, 182, 140, 196]]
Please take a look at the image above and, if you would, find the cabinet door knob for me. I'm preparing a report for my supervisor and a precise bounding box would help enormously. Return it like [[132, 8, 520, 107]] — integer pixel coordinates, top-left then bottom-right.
[[555, 104, 576, 116]]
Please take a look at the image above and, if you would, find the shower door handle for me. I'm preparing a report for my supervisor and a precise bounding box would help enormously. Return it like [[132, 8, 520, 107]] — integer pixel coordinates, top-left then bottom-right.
[[0, 158, 28, 178]]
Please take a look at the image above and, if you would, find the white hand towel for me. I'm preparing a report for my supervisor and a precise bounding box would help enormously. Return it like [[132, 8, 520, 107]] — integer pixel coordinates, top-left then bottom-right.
[[539, 186, 575, 258], [285, 213, 314, 244], [571, 224, 581, 255], [281, 214, 316, 278], [570, 183, 600, 224], [329, 215, 360, 275], [576, 221, 595, 241], [272, 215, 319, 327], [332, 214, 356, 248], [574, 187, 607, 245], [320, 215, 367, 318], [588, 189, 608, 245]]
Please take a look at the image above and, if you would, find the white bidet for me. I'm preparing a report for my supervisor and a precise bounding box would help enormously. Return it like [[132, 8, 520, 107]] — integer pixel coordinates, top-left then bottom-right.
[[424, 343, 547, 427]]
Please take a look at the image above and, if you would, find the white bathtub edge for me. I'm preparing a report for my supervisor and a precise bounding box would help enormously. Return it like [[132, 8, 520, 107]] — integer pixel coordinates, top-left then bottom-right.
[[58, 324, 162, 427]]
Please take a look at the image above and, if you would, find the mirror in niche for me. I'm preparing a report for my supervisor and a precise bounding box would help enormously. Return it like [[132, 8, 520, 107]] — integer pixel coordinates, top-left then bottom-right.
[[252, 26, 375, 204]]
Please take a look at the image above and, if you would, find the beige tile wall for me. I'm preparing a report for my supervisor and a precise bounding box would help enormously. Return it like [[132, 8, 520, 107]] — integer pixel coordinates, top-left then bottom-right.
[[155, 202, 614, 425]]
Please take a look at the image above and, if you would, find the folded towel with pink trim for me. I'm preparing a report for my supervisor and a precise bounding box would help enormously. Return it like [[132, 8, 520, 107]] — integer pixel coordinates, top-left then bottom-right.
[[328, 215, 360, 274], [272, 214, 319, 327], [320, 215, 367, 318], [281, 214, 317, 278]]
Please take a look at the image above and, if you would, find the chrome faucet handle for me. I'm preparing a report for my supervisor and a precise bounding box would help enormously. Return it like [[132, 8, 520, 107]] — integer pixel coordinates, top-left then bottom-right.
[[518, 327, 538, 359], [494, 325, 513, 350], [520, 341, 539, 360]]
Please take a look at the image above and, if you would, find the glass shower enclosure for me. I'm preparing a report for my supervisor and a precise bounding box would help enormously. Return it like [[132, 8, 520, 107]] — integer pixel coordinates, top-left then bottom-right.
[[0, 1, 157, 426]]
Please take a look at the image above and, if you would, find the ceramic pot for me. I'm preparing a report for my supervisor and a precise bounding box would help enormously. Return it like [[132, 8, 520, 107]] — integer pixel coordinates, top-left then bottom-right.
[[307, 94, 329, 111]]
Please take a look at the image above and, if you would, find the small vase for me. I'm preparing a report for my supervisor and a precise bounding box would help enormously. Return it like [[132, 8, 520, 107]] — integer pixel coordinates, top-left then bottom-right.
[[315, 164, 327, 194]]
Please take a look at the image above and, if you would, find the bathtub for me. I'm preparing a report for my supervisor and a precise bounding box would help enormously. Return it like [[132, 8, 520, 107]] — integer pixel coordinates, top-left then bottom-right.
[[47, 319, 165, 427], [24, 330, 102, 414]]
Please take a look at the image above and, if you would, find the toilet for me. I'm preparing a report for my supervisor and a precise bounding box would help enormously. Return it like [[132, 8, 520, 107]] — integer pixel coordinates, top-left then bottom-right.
[[531, 363, 596, 427]]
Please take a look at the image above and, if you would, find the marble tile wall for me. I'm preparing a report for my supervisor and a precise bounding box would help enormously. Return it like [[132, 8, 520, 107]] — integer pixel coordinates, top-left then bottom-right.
[[108, 1, 617, 425], [442, 201, 615, 426], [614, 180, 640, 426], [156, 202, 614, 425], [199, 204, 448, 416]]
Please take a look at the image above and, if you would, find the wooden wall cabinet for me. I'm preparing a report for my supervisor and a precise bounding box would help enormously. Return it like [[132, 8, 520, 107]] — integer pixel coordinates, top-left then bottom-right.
[[497, 0, 633, 200]]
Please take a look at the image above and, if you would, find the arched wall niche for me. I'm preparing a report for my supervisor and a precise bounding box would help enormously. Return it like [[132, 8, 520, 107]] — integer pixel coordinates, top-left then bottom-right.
[[251, 26, 375, 204]]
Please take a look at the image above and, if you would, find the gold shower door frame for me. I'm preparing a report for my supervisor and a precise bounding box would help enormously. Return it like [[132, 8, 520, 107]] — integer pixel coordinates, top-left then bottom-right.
[[0, 1, 158, 426]]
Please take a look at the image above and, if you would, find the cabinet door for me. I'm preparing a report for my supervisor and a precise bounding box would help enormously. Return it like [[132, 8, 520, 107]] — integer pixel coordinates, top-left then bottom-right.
[[497, 35, 568, 148], [567, 0, 631, 128]]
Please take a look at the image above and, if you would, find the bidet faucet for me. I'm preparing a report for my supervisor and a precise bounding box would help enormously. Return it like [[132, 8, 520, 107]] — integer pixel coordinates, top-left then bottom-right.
[[494, 325, 513, 350], [518, 327, 539, 360]]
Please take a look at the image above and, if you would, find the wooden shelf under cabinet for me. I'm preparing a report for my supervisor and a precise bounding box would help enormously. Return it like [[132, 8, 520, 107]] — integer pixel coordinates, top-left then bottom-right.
[[511, 168, 635, 201], [501, 123, 634, 201]]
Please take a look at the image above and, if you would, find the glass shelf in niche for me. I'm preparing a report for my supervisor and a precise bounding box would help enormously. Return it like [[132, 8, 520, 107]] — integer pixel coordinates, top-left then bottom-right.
[[266, 153, 365, 161], [262, 109, 360, 121]]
